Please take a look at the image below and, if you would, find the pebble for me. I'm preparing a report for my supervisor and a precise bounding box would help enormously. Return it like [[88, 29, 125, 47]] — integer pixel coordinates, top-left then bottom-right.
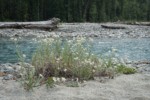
[[3, 74, 14, 80]]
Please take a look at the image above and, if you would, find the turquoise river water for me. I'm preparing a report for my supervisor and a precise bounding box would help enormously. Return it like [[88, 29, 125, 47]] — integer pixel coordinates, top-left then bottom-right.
[[0, 38, 150, 64]]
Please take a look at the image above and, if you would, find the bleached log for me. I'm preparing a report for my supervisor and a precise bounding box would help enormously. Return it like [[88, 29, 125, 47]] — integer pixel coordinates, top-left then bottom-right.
[[0, 18, 60, 31], [101, 25, 126, 29]]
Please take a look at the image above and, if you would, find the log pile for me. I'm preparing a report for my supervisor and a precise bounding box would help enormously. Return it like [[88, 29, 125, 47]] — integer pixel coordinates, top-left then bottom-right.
[[0, 18, 60, 31]]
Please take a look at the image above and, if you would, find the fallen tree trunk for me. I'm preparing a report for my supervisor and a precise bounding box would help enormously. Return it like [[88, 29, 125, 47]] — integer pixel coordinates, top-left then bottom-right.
[[126, 61, 150, 65], [124, 22, 150, 26], [101, 25, 126, 29], [0, 18, 60, 31]]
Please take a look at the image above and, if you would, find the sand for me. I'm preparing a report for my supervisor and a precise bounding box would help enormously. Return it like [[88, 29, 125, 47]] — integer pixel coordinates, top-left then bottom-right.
[[0, 73, 150, 100]]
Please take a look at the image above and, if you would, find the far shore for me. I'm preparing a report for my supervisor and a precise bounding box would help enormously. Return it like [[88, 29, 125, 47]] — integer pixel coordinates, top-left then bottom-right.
[[0, 22, 149, 38]]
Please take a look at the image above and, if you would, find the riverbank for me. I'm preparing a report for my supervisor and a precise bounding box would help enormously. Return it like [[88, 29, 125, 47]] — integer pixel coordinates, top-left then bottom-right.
[[0, 23, 150, 38], [0, 23, 150, 100], [0, 73, 150, 100]]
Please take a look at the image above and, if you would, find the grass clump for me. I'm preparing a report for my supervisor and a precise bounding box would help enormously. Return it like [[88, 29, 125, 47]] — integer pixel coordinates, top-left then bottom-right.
[[46, 77, 54, 89], [116, 64, 136, 74]]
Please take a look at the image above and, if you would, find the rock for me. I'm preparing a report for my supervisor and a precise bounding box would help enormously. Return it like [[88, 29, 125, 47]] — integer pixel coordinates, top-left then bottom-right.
[[2, 74, 14, 80], [3, 66, 15, 73], [12, 65, 22, 72], [0, 62, 35, 80], [0, 63, 14, 73], [0, 72, 6, 77]]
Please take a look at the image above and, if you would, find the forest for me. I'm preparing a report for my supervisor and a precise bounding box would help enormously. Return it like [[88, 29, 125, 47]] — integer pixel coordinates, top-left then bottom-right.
[[0, 0, 150, 22]]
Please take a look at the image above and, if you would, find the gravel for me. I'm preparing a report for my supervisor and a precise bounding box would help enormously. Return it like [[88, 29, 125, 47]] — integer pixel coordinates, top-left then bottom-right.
[[0, 23, 150, 38]]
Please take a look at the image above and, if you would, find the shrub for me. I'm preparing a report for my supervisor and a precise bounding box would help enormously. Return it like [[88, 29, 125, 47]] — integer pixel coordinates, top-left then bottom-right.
[[31, 36, 99, 81], [14, 36, 135, 90]]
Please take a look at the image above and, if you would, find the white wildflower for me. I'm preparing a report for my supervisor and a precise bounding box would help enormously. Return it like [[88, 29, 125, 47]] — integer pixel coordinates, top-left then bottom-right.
[[77, 37, 86, 44], [57, 67, 60, 70], [64, 68, 67, 72], [32, 38, 37, 41], [114, 66, 117, 68], [83, 80, 87, 83], [55, 57, 62, 61], [92, 69, 96, 73], [76, 78, 79, 82], [18, 37, 22, 39], [39, 74, 44, 78], [10, 37, 17, 41], [52, 77, 57, 82], [85, 53, 89, 55], [68, 40, 72, 44], [61, 77, 66, 82], [22, 54, 26, 58], [56, 77, 60, 82], [37, 35, 41, 38], [90, 61, 94, 65], [53, 34, 59, 38], [89, 38, 94, 42], [93, 66, 97, 68], [112, 47, 117, 52], [74, 57, 79, 60], [56, 61, 59, 63]]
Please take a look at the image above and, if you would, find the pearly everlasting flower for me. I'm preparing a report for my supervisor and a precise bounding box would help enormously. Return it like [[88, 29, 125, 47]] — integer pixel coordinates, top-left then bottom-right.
[[14, 38, 17, 41], [10, 37, 18, 41], [22, 54, 26, 58], [39, 74, 44, 78], [93, 66, 97, 68], [57, 67, 60, 70], [68, 40, 72, 44], [76, 37, 86, 44], [85, 53, 89, 55], [56, 61, 59, 63], [76, 78, 79, 82], [89, 38, 94, 42], [52, 77, 57, 82], [32, 38, 37, 41], [112, 47, 117, 52], [56, 77, 60, 82], [53, 34, 59, 38], [92, 70, 96, 73], [74, 57, 79, 60], [90, 62, 94, 65], [83, 80, 87, 83], [64, 68, 67, 72], [61, 77, 66, 82], [114, 66, 117, 68], [37, 35, 41, 38]]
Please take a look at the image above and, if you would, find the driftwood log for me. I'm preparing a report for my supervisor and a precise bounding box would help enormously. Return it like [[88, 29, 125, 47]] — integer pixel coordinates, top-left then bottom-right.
[[125, 22, 150, 26], [101, 25, 126, 29], [126, 61, 150, 65], [0, 18, 60, 31]]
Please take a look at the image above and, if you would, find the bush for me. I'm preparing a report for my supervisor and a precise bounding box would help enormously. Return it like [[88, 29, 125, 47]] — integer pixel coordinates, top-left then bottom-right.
[[31, 36, 99, 81], [14, 36, 135, 90]]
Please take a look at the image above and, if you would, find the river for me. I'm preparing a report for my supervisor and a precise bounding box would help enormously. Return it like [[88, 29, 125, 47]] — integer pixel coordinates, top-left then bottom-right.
[[0, 37, 150, 64]]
